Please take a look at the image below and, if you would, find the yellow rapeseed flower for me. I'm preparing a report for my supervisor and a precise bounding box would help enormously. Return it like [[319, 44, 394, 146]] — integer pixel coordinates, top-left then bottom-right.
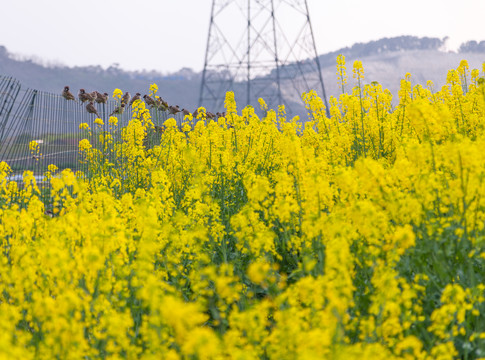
[[113, 88, 123, 99], [352, 60, 364, 80], [149, 83, 158, 95], [78, 138, 92, 151], [108, 116, 118, 126], [29, 140, 39, 152]]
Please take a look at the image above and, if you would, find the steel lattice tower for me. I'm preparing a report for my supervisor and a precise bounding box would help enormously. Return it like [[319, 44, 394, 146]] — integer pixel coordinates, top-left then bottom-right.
[[199, 0, 329, 116]]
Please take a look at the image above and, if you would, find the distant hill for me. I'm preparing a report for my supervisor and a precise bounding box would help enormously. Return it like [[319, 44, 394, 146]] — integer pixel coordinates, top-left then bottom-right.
[[1, 36, 484, 115], [316, 35, 446, 68], [314, 36, 485, 104], [274, 37, 484, 115]]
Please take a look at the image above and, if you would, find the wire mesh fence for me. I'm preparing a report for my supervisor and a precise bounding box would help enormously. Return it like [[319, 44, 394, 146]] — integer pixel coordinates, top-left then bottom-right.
[[0, 75, 183, 180]]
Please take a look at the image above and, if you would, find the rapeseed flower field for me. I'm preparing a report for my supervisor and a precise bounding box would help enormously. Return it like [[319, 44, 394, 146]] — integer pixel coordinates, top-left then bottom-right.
[[1, 58, 485, 359]]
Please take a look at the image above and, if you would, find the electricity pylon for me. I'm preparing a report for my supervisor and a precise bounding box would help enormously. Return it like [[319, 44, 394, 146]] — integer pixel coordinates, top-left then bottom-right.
[[199, 0, 330, 117]]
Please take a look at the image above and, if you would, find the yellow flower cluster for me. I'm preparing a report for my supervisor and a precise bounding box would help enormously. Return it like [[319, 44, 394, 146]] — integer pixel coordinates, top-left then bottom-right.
[[336, 54, 347, 93], [108, 116, 118, 127], [0, 58, 485, 358], [94, 118, 104, 126], [29, 140, 42, 160], [112, 88, 123, 99], [79, 122, 90, 130], [149, 83, 158, 97]]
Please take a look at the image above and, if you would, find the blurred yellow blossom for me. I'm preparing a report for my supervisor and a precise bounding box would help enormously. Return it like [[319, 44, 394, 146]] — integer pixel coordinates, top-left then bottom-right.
[[113, 88, 123, 99]]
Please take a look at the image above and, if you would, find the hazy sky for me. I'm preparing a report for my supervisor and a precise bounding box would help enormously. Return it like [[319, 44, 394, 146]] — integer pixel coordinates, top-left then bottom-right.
[[0, 0, 483, 73]]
